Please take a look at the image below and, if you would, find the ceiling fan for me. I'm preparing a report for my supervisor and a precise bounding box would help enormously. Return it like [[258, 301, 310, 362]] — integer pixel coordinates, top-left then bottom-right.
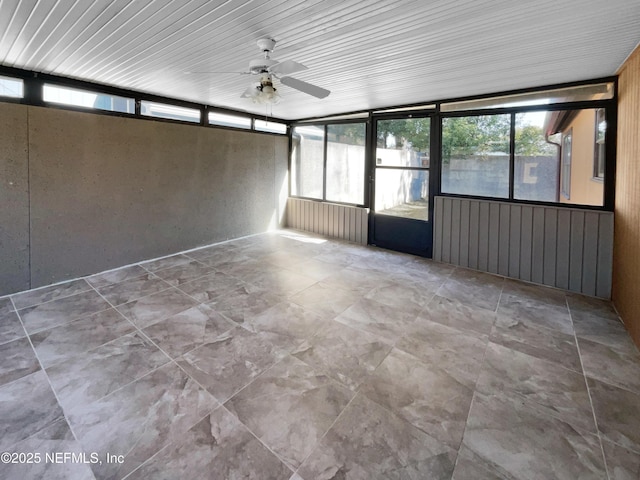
[[189, 38, 330, 104]]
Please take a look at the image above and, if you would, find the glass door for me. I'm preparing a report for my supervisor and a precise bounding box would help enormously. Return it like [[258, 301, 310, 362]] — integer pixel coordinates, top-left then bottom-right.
[[369, 116, 434, 256]]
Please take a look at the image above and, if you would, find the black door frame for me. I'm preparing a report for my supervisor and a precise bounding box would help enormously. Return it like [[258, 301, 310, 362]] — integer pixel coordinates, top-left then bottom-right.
[[367, 112, 439, 257]]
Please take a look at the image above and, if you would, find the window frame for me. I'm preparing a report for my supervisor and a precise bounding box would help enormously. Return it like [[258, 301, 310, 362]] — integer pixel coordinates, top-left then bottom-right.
[[43, 83, 135, 114], [289, 120, 368, 208], [371, 115, 434, 221], [325, 123, 367, 205], [440, 112, 512, 200], [438, 102, 613, 209], [0, 75, 24, 99], [208, 111, 252, 130], [0, 65, 291, 131], [290, 125, 325, 200], [254, 119, 288, 135]]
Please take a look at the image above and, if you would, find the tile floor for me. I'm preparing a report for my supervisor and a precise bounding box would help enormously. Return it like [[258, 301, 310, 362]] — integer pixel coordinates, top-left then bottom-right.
[[1, 230, 640, 480]]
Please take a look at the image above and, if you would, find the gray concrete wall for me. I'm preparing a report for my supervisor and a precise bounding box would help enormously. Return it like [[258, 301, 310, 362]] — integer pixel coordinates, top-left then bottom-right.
[[0, 103, 30, 294], [0, 103, 288, 294]]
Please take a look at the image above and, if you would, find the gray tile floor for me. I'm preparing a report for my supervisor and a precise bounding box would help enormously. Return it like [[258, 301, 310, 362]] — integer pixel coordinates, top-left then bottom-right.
[[1, 230, 640, 479]]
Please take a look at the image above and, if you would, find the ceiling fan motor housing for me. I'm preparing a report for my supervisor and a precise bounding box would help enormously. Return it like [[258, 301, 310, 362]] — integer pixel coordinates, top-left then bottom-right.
[[256, 38, 276, 53], [249, 58, 277, 75]]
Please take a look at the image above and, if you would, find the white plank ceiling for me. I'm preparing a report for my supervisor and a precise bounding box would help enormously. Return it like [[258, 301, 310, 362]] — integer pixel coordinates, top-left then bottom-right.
[[0, 0, 639, 120]]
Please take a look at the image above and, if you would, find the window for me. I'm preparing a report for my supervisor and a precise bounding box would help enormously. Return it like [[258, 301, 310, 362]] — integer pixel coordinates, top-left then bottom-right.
[[441, 114, 510, 198], [561, 130, 572, 199], [441, 82, 614, 112], [254, 119, 287, 134], [291, 122, 367, 205], [0, 75, 23, 98], [326, 124, 366, 204], [513, 112, 559, 202], [441, 108, 605, 207], [548, 109, 603, 206], [375, 118, 431, 220], [208, 112, 251, 129], [140, 101, 200, 123], [291, 125, 324, 199], [43, 84, 134, 113], [593, 108, 606, 180]]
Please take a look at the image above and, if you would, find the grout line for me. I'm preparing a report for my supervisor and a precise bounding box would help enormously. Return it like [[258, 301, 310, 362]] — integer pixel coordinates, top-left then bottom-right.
[[114, 296, 304, 474], [292, 387, 361, 476], [45, 285, 240, 476], [21, 304, 115, 337], [0, 231, 269, 303], [451, 390, 478, 473], [494, 280, 505, 314], [6, 231, 632, 478], [9, 280, 94, 310], [568, 298, 611, 479], [8, 296, 89, 458], [119, 405, 226, 480], [217, 402, 298, 475], [201, 353, 305, 472]]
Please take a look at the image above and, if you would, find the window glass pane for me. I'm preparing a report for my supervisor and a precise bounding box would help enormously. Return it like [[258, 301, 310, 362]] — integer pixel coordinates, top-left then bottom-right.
[[546, 109, 603, 206], [441, 114, 510, 198], [254, 119, 287, 134], [375, 169, 429, 220], [326, 123, 366, 204], [291, 125, 324, 199], [373, 104, 435, 114], [376, 118, 431, 167], [298, 112, 368, 122], [208, 112, 251, 129], [0, 75, 23, 98], [43, 84, 134, 113], [514, 112, 560, 202], [561, 131, 572, 199], [140, 101, 200, 122], [441, 82, 613, 111], [594, 108, 606, 179]]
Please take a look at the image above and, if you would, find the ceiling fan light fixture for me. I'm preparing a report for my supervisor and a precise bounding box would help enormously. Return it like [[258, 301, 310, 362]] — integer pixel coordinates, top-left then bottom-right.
[[238, 37, 330, 104], [250, 74, 280, 104]]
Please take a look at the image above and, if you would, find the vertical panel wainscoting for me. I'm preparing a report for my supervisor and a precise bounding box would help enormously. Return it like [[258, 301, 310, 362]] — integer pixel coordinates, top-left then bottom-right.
[[286, 198, 369, 245], [433, 196, 614, 298]]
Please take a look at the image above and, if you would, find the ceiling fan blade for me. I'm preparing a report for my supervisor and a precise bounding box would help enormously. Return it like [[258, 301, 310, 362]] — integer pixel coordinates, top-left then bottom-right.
[[184, 71, 248, 75], [270, 60, 308, 76], [240, 85, 258, 98], [280, 76, 330, 99]]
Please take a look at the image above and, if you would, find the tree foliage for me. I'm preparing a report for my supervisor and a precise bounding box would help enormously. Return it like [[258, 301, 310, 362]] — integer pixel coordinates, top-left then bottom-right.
[[441, 115, 511, 161], [514, 124, 557, 156], [376, 118, 431, 152], [326, 123, 366, 146], [320, 114, 556, 159]]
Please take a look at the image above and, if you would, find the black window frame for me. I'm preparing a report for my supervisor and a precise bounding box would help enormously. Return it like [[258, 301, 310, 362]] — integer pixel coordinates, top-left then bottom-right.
[[437, 101, 615, 210], [0, 65, 291, 135], [439, 112, 512, 200], [288, 77, 616, 214], [289, 119, 369, 208]]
